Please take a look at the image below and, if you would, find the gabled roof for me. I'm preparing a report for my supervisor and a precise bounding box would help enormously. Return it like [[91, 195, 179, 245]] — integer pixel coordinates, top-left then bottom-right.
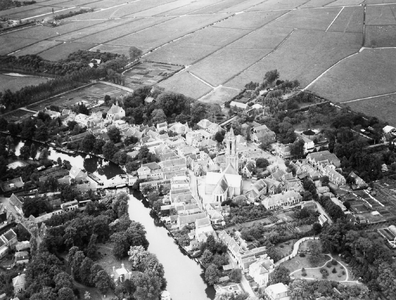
[[178, 212, 207, 226], [10, 194, 23, 209], [223, 163, 238, 175], [3, 229, 16, 241], [213, 178, 228, 194], [144, 162, 161, 171], [307, 150, 340, 167], [195, 216, 211, 228], [69, 166, 86, 179], [107, 103, 124, 115]]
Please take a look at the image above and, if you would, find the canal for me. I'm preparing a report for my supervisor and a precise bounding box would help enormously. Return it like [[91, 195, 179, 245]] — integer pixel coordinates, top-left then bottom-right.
[[128, 194, 215, 300], [11, 138, 215, 299]]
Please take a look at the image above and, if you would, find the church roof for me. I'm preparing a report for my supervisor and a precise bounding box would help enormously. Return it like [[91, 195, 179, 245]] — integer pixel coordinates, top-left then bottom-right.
[[213, 178, 228, 194], [224, 164, 238, 175]]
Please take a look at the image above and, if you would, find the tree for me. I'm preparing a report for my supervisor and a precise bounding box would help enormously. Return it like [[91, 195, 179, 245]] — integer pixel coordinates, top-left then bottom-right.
[[57, 287, 77, 300], [54, 272, 73, 292], [35, 125, 49, 141], [129, 46, 142, 61], [0, 117, 7, 131], [264, 69, 280, 84], [214, 131, 225, 143], [70, 250, 86, 281], [22, 197, 52, 218], [269, 266, 291, 285], [80, 133, 96, 153], [151, 108, 167, 124], [132, 272, 162, 300], [107, 126, 121, 143], [113, 151, 128, 165], [229, 268, 242, 283], [86, 234, 98, 260], [205, 264, 220, 285], [93, 270, 112, 294], [290, 139, 305, 158], [93, 139, 106, 154], [313, 223, 322, 235], [102, 141, 118, 160], [256, 157, 269, 169], [79, 257, 94, 286], [308, 240, 322, 266], [19, 144, 30, 160]]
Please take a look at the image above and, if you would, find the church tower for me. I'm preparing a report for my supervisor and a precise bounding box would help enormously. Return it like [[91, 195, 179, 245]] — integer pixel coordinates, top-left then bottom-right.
[[225, 127, 238, 171]]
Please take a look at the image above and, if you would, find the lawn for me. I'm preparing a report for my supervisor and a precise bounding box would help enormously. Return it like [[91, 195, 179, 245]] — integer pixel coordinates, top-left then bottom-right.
[[280, 253, 330, 272], [96, 243, 129, 276], [292, 264, 347, 281], [0, 73, 50, 93], [273, 239, 297, 258], [310, 48, 396, 102]]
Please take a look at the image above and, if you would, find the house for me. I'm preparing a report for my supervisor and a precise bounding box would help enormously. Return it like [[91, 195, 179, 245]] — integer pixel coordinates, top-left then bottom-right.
[[245, 179, 267, 203], [251, 125, 276, 144], [0, 229, 17, 259], [195, 216, 215, 242], [15, 241, 30, 252], [112, 263, 132, 283], [12, 274, 26, 294], [177, 212, 207, 229], [248, 254, 275, 287], [168, 122, 190, 135], [306, 150, 341, 168], [160, 157, 187, 179], [74, 113, 89, 127], [197, 119, 221, 135], [106, 103, 125, 121], [348, 171, 368, 190], [230, 101, 248, 110], [378, 225, 396, 248], [87, 111, 103, 128], [264, 283, 290, 300], [262, 190, 302, 210], [137, 162, 163, 180], [69, 166, 87, 182], [218, 230, 267, 270], [15, 251, 29, 264], [43, 108, 61, 119], [157, 121, 168, 132], [9, 194, 23, 215], [0, 178, 24, 193], [61, 200, 79, 212], [298, 135, 315, 154], [263, 178, 282, 195]]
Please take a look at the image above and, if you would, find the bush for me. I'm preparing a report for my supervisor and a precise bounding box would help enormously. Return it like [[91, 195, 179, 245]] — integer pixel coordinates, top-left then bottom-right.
[[299, 253, 305, 257], [301, 267, 307, 277], [332, 267, 337, 273], [342, 270, 346, 275], [326, 262, 332, 268], [320, 268, 329, 279], [331, 259, 338, 265]]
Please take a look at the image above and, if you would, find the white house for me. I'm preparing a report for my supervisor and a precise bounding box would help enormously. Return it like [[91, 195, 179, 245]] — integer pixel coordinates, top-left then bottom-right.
[[106, 103, 125, 121], [264, 283, 290, 300]]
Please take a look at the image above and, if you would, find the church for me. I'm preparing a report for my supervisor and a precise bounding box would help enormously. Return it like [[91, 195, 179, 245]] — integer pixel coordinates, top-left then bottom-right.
[[201, 128, 243, 204]]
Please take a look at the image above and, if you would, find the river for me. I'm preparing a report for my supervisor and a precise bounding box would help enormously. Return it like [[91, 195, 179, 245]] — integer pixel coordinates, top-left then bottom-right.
[[128, 194, 215, 300], [11, 139, 215, 299]]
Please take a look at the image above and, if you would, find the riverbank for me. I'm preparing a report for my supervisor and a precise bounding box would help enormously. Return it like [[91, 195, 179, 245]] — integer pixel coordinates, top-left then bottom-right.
[[128, 194, 215, 300]]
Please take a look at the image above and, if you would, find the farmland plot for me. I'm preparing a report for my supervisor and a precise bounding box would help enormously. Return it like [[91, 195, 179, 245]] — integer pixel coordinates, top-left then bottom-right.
[[345, 94, 396, 126], [39, 41, 96, 61], [131, 0, 196, 17], [110, 14, 230, 52], [327, 6, 364, 33], [366, 5, 396, 25], [0, 73, 50, 93], [165, 0, 225, 15], [272, 7, 341, 31], [198, 86, 241, 105], [326, 0, 363, 6], [52, 18, 144, 42], [0, 36, 39, 55], [299, 0, 336, 8], [247, 0, 310, 11], [214, 10, 287, 30], [188, 48, 271, 86], [365, 25, 396, 47], [145, 27, 250, 65], [309, 48, 396, 102], [191, 0, 245, 14], [2, 19, 105, 41], [225, 30, 362, 90], [218, 0, 274, 13], [158, 71, 212, 99], [14, 40, 62, 57]]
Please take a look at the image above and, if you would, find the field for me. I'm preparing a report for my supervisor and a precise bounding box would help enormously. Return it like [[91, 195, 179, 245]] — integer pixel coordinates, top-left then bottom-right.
[[310, 48, 396, 102], [0, 0, 395, 122], [365, 25, 396, 47], [26, 82, 128, 112], [0, 73, 50, 92]]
